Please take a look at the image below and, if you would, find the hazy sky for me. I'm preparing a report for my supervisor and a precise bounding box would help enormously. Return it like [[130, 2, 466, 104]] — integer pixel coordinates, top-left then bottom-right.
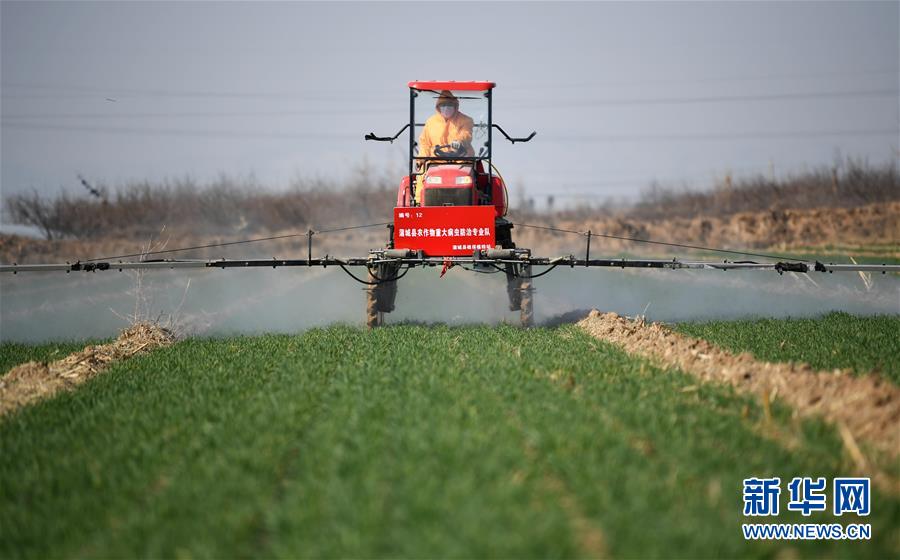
[[1, 1, 898, 207]]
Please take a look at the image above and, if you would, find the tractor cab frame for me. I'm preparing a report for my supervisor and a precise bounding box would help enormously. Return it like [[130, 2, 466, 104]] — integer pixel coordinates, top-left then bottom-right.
[[364, 81, 537, 327], [366, 81, 535, 249], [407, 81, 496, 210]]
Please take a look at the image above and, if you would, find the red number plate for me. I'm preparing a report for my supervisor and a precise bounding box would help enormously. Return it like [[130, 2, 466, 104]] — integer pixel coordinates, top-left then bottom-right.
[[394, 206, 496, 257]]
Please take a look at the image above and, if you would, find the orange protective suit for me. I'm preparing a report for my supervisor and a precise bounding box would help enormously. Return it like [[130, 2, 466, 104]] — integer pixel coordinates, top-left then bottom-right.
[[418, 111, 475, 158], [415, 90, 475, 203]]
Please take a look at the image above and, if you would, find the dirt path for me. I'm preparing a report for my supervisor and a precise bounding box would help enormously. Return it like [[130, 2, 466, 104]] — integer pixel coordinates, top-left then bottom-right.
[[0, 323, 174, 418], [577, 311, 900, 474]]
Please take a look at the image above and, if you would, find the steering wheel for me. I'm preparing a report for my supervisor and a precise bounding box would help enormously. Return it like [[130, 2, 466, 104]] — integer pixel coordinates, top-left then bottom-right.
[[433, 143, 466, 158]]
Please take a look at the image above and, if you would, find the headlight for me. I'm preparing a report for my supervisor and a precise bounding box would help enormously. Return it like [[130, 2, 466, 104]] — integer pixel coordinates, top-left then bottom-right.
[[455, 176, 473, 185], [426, 176, 443, 184]]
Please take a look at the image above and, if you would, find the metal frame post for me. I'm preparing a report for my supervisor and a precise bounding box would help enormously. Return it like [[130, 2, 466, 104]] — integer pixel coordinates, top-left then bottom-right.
[[486, 88, 493, 204], [585, 230, 592, 266], [409, 87, 417, 206]]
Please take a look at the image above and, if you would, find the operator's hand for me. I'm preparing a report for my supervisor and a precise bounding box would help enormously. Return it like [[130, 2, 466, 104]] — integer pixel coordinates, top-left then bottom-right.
[[450, 140, 462, 151]]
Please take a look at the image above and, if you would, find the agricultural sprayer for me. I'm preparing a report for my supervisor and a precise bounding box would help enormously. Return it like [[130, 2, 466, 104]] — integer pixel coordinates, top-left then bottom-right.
[[2, 81, 897, 327]]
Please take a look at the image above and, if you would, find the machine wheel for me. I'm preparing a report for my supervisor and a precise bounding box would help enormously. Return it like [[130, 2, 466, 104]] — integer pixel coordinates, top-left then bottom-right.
[[365, 262, 401, 328], [365, 284, 382, 328], [520, 264, 534, 328], [366, 307, 383, 328], [504, 263, 522, 311]]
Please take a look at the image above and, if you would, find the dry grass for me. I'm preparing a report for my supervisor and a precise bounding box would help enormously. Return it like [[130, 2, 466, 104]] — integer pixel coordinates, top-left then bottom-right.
[[0, 323, 174, 418], [4, 165, 397, 241], [4, 200, 896, 266], [513, 200, 900, 257], [556, 158, 899, 222], [4, 160, 896, 244]]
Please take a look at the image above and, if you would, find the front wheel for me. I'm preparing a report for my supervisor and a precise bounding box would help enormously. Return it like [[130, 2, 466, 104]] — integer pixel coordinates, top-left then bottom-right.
[[365, 283, 383, 328], [520, 264, 534, 328], [365, 262, 400, 328], [505, 263, 534, 327]]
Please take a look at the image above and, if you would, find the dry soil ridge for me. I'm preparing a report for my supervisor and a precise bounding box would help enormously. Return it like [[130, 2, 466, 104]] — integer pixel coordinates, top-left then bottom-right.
[[576, 310, 900, 464], [0, 323, 174, 418]]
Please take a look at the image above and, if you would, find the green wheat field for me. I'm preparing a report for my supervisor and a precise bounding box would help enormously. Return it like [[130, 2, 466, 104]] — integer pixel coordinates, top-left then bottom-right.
[[1, 313, 898, 558]]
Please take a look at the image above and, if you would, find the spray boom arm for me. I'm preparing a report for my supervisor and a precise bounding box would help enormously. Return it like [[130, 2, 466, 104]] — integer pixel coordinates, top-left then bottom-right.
[[364, 124, 410, 143], [492, 124, 536, 144]]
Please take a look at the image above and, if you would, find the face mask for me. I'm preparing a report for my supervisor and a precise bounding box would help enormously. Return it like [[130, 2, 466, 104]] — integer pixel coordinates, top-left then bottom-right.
[[439, 105, 456, 118]]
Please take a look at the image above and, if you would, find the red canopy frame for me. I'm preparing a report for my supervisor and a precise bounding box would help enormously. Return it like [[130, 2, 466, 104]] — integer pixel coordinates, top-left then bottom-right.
[[408, 81, 495, 91]]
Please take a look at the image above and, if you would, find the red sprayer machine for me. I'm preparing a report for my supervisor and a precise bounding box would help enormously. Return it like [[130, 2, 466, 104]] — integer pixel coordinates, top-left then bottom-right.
[[3, 81, 896, 327]]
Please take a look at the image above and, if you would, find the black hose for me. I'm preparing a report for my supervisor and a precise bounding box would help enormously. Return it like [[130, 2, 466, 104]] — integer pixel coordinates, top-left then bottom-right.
[[459, 264, 502, 274], [338, 264, 411, 286], [491, 263, 560, 279]]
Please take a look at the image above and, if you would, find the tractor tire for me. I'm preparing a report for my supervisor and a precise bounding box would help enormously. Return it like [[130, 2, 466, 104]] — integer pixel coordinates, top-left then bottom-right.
[[504, 263, 522, 311], [520, 264, 534, 328], [375, 262, 400, 313], [366, 273, 382, 328], [366, 262, 401, 328]]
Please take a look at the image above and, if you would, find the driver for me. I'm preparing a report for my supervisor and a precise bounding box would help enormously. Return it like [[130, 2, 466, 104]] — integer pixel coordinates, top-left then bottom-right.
[[415, 90, 475, 203], [418, 90, 475, 159]]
